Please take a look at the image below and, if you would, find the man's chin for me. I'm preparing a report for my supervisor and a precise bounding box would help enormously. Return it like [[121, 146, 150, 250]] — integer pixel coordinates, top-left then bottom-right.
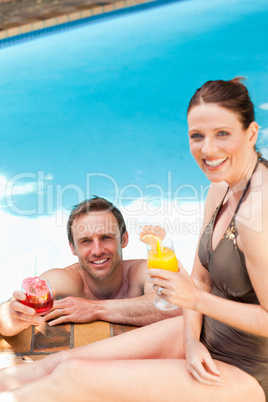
[[88, 267, 114, 281]]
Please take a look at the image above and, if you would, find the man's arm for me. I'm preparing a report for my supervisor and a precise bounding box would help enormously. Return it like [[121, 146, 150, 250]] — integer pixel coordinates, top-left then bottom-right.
[[45, 259, 182, 327], [44, 293, 182, 327], [96, 293, 182, 326], [0, 264, 81, 336]]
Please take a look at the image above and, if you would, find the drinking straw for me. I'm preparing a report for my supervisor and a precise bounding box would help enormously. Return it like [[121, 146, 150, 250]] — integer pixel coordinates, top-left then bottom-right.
[[34, 256, 37, 276], [156, 240, 162, 258]]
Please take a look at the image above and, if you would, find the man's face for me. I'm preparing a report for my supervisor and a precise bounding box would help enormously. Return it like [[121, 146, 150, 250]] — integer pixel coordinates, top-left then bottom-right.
[[70, 211, 128, 280]]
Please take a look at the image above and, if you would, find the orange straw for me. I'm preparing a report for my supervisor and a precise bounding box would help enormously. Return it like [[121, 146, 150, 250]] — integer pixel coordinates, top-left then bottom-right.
[[156, 240, 162, 258]]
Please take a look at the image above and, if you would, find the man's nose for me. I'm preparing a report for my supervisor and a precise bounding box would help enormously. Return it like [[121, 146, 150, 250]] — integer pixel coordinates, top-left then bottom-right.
[[91, 239, 104, 255]]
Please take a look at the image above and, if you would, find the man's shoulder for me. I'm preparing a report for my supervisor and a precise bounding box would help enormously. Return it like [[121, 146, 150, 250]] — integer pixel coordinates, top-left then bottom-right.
[[123, 259, 147, 272], [40, 263, 83, 297], [123, 259, 147, 286], [41, 262, 80, 279]]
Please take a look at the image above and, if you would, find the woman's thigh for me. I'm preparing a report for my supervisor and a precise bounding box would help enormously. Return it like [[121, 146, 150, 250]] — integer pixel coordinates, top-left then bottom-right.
[[0, 316, 185, 393], [7, 358, 265, 402]]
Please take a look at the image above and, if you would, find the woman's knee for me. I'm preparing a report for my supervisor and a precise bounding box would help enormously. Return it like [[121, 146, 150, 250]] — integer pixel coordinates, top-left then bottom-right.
[[51, 358, 86, 385]]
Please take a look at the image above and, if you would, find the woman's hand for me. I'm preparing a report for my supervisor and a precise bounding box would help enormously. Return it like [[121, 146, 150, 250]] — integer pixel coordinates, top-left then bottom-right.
[[147, 264, 200, 311], [184, 339, 223, 386]]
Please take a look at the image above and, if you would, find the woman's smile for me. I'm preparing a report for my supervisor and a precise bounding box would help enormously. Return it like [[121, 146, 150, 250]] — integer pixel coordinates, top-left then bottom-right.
[[203, 157, 228, 168], [187, 103, 257, 187]]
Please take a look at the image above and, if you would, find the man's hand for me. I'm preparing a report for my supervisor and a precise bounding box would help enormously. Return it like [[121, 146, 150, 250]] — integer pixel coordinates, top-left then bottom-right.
[[184, 339, 223, 386], [0, 291, 44, 336], [9, 291, 44, 327], [44, 297, 98, 326]]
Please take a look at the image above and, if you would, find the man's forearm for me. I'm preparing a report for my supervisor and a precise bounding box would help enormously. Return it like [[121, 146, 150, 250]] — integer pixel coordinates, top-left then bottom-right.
[[96, 293, 182, 326]]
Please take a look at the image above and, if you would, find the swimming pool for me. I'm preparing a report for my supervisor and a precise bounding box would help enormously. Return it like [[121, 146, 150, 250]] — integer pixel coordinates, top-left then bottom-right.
[[1, 0, 268, 301]]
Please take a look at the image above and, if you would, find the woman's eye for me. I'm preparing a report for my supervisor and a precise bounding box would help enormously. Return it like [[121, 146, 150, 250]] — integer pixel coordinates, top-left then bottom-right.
[[190, 133, 203, 139], [218, 131, 229, 137]]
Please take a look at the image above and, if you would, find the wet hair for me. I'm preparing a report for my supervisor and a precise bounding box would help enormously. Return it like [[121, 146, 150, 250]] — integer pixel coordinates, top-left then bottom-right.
[[187, 77, 255, 129], [67, 196, 127, 246]]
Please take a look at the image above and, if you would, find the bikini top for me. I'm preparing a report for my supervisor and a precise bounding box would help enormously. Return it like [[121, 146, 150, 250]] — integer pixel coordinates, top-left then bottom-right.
[[198, 156, 267, 303]]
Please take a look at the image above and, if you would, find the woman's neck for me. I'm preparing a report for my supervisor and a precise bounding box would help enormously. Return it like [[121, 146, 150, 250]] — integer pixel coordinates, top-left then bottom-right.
[[228, 151, 258, 200]]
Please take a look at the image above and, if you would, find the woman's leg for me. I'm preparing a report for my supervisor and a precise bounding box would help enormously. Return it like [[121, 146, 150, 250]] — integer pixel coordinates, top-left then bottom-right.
[[1, 358, 265, 402], [0, 317, 184, 391]]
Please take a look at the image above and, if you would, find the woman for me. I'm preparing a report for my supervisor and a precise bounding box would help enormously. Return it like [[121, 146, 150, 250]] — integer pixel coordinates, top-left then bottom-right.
[[0, 78, 267, 401]]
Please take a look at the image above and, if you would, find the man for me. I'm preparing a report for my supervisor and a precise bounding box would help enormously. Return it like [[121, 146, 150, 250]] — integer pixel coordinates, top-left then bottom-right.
[[0, 197, 181, 336]]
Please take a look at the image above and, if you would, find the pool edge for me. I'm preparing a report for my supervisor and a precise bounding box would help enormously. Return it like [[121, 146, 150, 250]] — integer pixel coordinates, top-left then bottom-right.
[[0, 0, 185, 48]]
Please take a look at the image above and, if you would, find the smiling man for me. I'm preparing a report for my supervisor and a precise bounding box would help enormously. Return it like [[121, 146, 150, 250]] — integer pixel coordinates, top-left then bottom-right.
[[0, 197, 181, 336]]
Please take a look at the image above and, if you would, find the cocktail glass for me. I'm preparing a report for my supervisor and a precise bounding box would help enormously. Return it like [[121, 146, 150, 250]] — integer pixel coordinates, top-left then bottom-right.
[[147, 238, 178, 311], [20, 277, 54, 315]]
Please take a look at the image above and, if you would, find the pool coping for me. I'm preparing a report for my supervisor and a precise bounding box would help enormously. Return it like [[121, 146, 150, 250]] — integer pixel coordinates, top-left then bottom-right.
[[0, 0, 182, 48]]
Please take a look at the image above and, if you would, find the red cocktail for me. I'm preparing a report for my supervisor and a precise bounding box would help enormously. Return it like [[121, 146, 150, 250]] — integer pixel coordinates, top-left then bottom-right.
[[20, 277, 54, 315]]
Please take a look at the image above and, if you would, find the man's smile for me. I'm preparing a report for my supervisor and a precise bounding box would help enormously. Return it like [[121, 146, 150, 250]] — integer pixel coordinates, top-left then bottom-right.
[[91, 258, 110, 266]]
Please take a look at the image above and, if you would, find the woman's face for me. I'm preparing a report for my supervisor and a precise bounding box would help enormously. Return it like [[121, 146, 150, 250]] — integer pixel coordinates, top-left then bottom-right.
[[187, 103, 257, 186]]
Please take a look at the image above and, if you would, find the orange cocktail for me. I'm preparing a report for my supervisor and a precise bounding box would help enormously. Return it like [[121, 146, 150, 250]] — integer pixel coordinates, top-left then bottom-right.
[[148, 246, 178, 272], [140, 225, 179, 311]]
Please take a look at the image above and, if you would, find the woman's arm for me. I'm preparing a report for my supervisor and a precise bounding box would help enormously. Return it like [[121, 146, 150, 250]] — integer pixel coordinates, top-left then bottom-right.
[[148, 180, 268, 337]]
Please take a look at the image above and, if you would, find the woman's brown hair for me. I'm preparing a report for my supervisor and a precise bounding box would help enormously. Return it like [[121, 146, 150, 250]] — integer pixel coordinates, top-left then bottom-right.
[[187, 78, 255, 130]]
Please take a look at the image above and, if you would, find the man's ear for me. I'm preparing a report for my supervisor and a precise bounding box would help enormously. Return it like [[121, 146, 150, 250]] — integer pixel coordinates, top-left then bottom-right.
[[69, 242, 77, 256], [121, 231, 129, 249]]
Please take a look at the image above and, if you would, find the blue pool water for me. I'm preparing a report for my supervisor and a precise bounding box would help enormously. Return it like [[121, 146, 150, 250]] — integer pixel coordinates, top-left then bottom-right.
[[1, 0, 268, 301], [1, 0, 268, 216]]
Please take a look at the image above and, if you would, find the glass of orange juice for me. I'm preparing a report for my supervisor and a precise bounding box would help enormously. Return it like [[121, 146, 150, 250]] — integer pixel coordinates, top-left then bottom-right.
[[147, 238, 179, 311]]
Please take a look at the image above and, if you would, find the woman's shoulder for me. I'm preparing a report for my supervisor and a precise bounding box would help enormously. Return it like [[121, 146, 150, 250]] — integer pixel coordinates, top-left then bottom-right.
[[238, 161, 268, 234], [245, 159, 268, 212], [207, 181, 229, 203], [202, 182, 229, 225]]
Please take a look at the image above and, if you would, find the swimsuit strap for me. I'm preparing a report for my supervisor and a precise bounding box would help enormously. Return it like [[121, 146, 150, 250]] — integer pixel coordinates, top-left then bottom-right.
[[210, 155, 262, 224], [233, 158, 259, 217], [219, 186, 231, 209], [257, 152, 268, 168]]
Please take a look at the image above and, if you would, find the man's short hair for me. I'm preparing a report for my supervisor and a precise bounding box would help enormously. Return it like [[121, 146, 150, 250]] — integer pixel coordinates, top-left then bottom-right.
[[67, 196, 127, 246]]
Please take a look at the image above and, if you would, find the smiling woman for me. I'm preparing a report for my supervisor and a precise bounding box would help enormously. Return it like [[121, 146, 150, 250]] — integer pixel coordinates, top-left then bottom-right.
[[187, 78, 259, 186]]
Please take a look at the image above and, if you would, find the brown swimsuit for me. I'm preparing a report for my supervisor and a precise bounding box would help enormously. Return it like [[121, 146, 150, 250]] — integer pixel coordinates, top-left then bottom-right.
[[199, 158, 268, 400]]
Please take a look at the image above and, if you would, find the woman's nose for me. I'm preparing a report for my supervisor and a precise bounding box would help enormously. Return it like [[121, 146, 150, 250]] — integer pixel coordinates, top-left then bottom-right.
[[201, 137, 217, 155]]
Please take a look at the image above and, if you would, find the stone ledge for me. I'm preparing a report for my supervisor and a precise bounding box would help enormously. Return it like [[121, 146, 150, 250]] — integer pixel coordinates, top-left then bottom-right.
[[0, 0, 157, 41]]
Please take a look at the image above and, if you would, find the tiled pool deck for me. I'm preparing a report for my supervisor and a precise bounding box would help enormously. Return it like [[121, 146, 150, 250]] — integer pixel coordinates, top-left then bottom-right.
[[0, 321, 138, 365], [0, 0, 171, 45]]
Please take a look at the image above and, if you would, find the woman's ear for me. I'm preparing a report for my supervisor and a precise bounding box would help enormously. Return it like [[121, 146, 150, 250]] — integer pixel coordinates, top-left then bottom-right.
[[247, 121, 259, 148]]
